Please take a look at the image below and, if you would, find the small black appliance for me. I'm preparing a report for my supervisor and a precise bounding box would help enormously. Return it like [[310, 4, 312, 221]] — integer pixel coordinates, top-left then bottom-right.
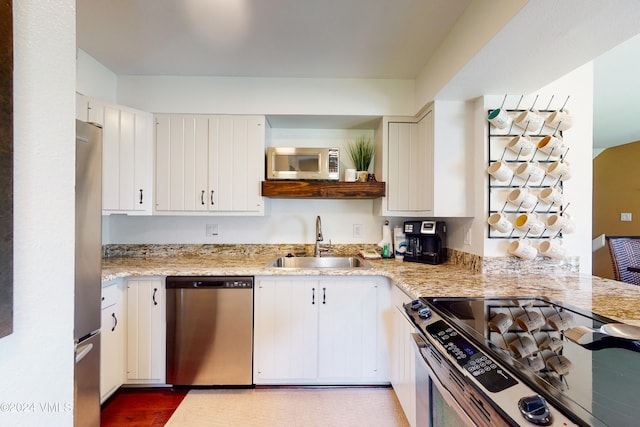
[[403, 220, 446, 265]]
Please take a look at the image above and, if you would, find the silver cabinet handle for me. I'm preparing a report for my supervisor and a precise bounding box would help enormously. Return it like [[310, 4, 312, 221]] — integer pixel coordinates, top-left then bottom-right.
[[111, 313, 118, 332], [210, 190, 215, 205], [312, 287, 315, 305], [201, 190, 205, 205], [152, 288, 158, 306], [322, 287, 326, 304], [139, 189, 143, 204]]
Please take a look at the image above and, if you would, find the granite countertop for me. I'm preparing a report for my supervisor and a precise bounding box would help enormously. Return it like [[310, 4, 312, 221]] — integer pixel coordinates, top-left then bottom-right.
[[102, 253, 640, 326]]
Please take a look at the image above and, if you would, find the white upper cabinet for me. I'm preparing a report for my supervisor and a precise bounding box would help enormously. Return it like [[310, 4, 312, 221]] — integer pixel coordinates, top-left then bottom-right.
[[374, 101, 470, 217], [154, 114, 265, 215], [87, 98, 153, 215]]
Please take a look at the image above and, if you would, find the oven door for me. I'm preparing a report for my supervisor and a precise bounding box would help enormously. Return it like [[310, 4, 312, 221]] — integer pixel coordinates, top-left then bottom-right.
[[412, 333, 475, 427]]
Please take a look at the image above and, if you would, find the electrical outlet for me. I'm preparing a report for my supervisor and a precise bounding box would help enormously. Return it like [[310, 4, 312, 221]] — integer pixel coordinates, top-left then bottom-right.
[[206, 224, 219, 236], [621, 213, 633, 222], [353, 224, 363, 238], [464, 226, 472, 245]]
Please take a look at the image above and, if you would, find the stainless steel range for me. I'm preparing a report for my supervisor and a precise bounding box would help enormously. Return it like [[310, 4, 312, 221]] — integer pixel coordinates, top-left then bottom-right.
[[405, 296, 640, 427]]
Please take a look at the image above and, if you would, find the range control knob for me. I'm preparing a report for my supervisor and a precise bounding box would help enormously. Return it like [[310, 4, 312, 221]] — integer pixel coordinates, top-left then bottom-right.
[[518, 395, 552, 426], [418, 306, 432, 319], [410, 299, 423, 311]]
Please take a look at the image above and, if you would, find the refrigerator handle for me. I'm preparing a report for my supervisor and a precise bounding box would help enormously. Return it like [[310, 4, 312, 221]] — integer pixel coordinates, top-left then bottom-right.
[[75, 342, 94, 363]]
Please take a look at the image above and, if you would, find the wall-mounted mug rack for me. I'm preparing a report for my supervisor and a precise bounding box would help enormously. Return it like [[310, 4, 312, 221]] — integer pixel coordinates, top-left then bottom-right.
[[486, 95, 573, 260]]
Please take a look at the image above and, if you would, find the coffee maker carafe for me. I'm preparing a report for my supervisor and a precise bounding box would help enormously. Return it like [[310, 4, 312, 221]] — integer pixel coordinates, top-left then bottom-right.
[[403, 220, 446, 264]]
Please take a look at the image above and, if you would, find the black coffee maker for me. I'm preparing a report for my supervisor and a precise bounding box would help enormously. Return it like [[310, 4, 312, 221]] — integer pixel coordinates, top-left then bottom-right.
[[403, 220, 447, 265]]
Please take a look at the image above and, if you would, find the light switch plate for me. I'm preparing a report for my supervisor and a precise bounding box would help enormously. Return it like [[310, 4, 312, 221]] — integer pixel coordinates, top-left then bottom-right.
[[621, 213, 632, 222]]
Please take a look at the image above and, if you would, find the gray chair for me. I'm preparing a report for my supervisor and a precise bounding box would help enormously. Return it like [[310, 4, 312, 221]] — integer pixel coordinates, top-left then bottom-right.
[[606, 236, 640, 285]]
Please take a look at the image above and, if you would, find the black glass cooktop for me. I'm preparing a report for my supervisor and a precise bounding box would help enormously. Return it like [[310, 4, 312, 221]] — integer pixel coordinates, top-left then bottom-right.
[[424, 296, 640, 427]]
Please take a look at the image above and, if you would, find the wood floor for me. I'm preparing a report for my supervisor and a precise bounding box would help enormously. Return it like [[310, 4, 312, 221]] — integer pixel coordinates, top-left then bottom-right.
[[101, 386, 409, 427], [101, 388, 188, 427]]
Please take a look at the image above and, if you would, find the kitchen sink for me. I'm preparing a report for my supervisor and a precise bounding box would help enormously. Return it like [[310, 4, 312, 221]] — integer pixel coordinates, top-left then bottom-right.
[[266, 256, 372, 269]]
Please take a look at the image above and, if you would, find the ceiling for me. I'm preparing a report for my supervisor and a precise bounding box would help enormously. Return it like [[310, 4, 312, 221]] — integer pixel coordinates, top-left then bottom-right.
[[76, 0, 471, 79], [77, 0, 640, 151]]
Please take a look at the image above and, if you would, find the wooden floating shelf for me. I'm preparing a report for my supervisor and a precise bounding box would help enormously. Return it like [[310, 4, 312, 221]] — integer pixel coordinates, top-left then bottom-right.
[[261, 180, 386, 199]]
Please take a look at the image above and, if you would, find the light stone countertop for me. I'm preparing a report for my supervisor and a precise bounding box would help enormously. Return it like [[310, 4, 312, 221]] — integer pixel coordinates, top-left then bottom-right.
[[102, 253, 640, 326]]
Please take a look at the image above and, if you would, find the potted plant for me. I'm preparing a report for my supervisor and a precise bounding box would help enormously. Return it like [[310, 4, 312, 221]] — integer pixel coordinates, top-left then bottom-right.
[[347, 135, 375, 182]]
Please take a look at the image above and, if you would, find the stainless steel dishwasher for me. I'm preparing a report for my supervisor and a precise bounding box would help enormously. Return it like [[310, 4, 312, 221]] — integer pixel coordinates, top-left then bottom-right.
[[166, 276, 254, 386]]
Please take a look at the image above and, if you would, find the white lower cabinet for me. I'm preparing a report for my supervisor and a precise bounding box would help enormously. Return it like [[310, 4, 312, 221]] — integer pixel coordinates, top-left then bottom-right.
[[254, 276, 390, 385], [389, 286, 417, 427], [125, 277, 166, 384], [100, 280, 124, 403]]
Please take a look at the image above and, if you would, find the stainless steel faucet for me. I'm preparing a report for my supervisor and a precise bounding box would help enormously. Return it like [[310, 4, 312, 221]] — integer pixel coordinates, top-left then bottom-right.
[[314, 215, 330, 257]]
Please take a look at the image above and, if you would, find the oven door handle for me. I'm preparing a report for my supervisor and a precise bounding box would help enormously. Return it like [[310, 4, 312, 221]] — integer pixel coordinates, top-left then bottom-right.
[[411, 333, 477, 427]]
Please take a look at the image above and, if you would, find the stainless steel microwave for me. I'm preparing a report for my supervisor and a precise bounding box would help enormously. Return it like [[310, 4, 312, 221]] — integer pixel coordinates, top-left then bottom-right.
[[266, 147, 339, 180]]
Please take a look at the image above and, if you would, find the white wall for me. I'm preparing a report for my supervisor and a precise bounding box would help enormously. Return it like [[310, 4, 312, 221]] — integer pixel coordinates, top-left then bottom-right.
[[415, 0, 527, 109], [107, 200, 407, 246], [117, 75, 415, 116], [1, 2, 76, 426], [593, 33, 640, 151], [76, 49, 117, 102], [471, 63, 594, 273]]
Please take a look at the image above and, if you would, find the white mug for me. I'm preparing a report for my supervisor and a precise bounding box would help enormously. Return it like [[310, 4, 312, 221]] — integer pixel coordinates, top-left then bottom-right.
[[507, 135, 536, 159], [507, 187, 537, 210], [537, 187, 564, 207], [488, 312, 513, 334], [508, 335, 538, 358], [538, 240, 566, 259], [520, 355, 545, 372], [515, 213, 545, 235], [537, 135, 567, 158], [546, 160, 572, 180], [344, 168, 357, 182], [515, 110, 545, 134], [546, 213, 574, 233], [515, 311, 545, 332], [487, 108, 512, 129], [546, 312, 574, 331], [545, 109, 573, 131], [487, 161, 514, 182], [488, 212, 513, 233], [515, 161, 545, 184], [508, 239, 538, 260]]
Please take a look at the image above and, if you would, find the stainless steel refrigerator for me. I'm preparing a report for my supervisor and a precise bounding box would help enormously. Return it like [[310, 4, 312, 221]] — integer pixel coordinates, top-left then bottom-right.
[[74, 120, 102, 427]]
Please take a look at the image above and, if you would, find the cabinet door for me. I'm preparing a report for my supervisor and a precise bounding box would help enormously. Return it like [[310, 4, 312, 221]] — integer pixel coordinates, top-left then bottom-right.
[[126, 278, 166, 383], [155, 115, 209, 212], [390, 287, 416, 427], [155, 115, 262, 214], [317, 278, 380, 382], [387, 115, 433, 215], [209, 115, 264, 213], [253, 277, 318, 384], [100, 282, 124, 403], [88, 99, 153, 214]]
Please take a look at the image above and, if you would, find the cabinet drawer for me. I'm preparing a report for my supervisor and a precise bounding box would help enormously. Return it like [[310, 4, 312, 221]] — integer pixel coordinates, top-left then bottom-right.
[[102, 283, 120, 309]]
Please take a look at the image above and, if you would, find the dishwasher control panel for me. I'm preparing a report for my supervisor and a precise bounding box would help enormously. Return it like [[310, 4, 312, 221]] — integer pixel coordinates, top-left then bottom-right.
[[166, 276, 254, 289], [220, 280, 252, 288]]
